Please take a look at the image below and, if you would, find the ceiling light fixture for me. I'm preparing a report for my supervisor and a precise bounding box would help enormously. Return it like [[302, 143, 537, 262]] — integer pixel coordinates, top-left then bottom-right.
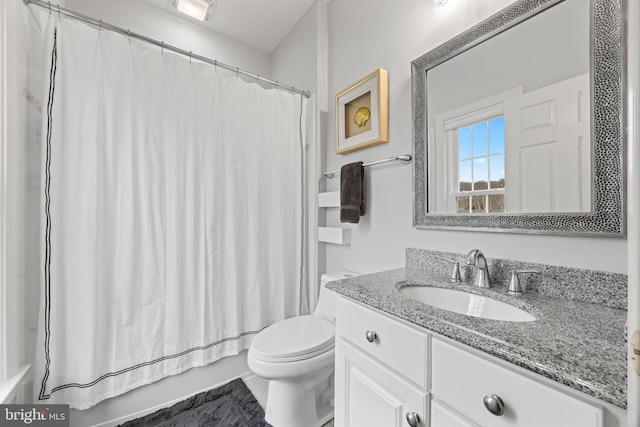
[[170, 0, 215, 21], [428, 0, 449, 7]]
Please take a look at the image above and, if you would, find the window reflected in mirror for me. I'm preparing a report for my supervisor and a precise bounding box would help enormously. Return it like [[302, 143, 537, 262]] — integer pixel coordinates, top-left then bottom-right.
[[455, 118, 505, 213]]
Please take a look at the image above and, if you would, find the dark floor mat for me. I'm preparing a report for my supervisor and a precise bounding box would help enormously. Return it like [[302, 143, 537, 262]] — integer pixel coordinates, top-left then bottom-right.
[[118, 378, 272, 427]]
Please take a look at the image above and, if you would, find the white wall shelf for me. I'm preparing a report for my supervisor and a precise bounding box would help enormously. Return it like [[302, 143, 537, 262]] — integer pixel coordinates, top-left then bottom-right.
[[318, 191, 340, 208], [318, 227, 350, 245]]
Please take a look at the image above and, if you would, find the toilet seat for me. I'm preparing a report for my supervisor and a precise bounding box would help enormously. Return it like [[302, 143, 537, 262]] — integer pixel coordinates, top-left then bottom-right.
[[251, 315, 334, 363]]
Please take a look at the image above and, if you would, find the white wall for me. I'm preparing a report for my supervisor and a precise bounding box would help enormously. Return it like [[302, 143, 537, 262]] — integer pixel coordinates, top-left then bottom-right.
[[271, 3, 318, 95], [271, 0, 328, 305], [64, 0, 272, 78], [324, 0, 626, 275]]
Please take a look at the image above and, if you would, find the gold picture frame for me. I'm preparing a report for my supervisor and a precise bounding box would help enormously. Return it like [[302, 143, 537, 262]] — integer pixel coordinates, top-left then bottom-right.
[[335, 68, 389, 154]]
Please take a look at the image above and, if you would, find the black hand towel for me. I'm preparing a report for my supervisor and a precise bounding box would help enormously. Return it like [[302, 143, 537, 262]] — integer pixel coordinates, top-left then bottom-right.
[[340, 161, 366, 224]]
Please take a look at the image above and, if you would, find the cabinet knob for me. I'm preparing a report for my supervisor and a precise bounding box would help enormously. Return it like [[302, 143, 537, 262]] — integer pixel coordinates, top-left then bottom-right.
[[405, 412, 420, 426], [365, 330, 377, 343], [483, 394, 505, 416]]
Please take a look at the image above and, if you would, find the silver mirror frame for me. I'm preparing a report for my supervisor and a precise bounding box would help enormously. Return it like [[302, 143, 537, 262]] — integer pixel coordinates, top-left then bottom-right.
[[411, 0, 625, 236]]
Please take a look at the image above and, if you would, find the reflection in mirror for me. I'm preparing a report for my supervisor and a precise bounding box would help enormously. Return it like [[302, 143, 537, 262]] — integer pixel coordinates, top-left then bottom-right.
[[411, 0, 624, 235], [427, 0, 589, 214]]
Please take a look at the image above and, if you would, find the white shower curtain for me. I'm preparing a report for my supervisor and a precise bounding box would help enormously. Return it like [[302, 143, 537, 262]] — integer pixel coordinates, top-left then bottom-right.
[[35, 17, 313, 409]]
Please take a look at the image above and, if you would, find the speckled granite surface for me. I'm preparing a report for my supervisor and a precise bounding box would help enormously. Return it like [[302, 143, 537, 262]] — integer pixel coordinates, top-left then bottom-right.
[[406, 248, 628, 310], [327, 267, 627, 409]]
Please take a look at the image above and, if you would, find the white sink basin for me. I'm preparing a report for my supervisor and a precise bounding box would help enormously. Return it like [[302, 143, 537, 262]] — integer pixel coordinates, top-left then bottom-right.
[[399, 286, 537, 322]]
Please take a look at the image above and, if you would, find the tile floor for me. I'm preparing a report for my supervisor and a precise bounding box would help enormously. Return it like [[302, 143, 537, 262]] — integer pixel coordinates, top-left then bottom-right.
[[244, 374, 334, 427]]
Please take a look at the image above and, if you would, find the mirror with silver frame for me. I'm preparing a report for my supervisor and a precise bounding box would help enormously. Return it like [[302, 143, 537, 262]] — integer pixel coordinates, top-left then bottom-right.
[[411, 0, 625, 235]]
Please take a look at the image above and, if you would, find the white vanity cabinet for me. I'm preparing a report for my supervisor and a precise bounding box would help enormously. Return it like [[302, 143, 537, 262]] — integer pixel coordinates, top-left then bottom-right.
[[334, 297, 625, 427], [334, 296, 430, 427]]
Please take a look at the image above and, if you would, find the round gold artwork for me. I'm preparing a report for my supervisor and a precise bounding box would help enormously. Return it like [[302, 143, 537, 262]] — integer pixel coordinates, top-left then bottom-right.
[[354, 107, 371, 127]]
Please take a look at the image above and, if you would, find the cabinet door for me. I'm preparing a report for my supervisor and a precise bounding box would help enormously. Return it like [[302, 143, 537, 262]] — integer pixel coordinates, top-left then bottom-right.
[[334, 339, 429, 427], [431, 400, 479, 427]]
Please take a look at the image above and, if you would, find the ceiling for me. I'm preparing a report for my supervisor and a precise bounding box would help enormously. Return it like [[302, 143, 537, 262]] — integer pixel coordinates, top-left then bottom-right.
[[141, 0, 316, 54]]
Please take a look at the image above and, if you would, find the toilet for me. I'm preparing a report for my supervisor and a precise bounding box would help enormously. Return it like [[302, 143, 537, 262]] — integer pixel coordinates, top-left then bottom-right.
[[248, 271, 359, 427]]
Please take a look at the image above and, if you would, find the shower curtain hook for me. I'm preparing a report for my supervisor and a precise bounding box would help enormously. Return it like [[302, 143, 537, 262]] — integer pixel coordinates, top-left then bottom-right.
[[236, 67, 239, 79], [189, 51, 192, 64], [161, 42, 164, 55], [98, 19, 102, 33], [214, 60, 217, 72], [57, 5, 61, 20], [47, 1, 51, 16], [127, 29, 131, 44]]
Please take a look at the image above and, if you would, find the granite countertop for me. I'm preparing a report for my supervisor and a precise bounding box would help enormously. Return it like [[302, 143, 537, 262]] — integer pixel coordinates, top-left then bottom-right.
[[327, 267, 627, 409]]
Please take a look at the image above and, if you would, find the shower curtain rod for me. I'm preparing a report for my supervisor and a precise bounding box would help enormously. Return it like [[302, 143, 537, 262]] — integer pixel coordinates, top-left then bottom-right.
[[23, 0, 312, 98]]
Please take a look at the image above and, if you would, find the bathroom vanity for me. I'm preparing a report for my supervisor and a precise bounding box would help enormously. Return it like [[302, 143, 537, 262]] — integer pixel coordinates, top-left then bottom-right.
[[328, 257, 627, 427]]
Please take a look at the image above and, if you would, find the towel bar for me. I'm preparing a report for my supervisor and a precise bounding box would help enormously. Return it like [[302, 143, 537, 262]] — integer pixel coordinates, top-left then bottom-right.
[[323, 154, 412, 178]]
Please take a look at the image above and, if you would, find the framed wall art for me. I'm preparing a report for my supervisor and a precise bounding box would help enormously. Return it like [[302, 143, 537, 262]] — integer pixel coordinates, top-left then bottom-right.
[[335, 68, 388, 154]]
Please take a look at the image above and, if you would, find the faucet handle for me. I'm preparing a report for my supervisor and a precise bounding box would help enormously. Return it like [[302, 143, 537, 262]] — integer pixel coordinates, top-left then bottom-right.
[[439, 257, 462, 283], [508, 270, 540, 295]]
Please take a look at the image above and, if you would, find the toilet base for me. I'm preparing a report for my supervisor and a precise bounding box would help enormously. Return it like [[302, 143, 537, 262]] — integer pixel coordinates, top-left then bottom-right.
[[264, 366, 334, 427]]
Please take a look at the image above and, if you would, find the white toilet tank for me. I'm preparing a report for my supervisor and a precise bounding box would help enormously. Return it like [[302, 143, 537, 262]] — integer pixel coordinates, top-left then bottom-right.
[[314, 270, 359, 323]]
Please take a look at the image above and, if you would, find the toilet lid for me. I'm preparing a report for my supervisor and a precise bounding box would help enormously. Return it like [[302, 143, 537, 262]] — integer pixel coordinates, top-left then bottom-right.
[[251, 315, 334, 360]]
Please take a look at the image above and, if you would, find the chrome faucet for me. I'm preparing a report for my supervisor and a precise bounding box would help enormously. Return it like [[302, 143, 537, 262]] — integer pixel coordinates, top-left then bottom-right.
[[466, 249, 491, 288]]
